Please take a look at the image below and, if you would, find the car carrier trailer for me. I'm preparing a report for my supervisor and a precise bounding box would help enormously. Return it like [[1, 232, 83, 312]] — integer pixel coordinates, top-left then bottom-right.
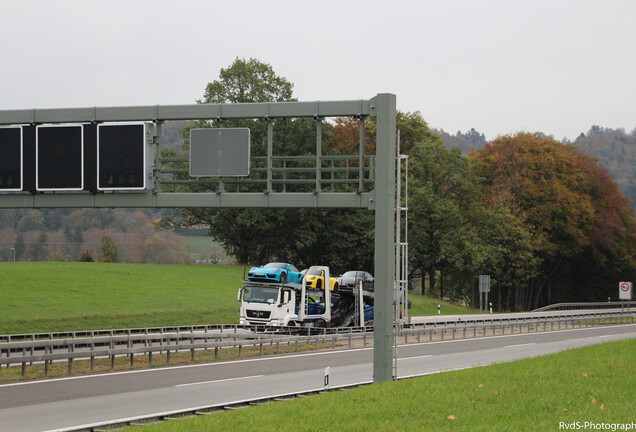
[[238, 266, 374, 327]]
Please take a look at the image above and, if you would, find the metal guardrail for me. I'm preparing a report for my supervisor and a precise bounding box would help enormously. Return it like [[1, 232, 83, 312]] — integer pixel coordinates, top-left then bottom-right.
[[533, 301, 636, 312], [0, 323, 369, 343], [1, 310, 633, 378]]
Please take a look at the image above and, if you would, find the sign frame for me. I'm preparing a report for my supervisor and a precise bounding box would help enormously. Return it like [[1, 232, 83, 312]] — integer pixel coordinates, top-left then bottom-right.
[[97, 122, 154, 191], [36, 124, 84, 192], [0, 125, 23, 191]]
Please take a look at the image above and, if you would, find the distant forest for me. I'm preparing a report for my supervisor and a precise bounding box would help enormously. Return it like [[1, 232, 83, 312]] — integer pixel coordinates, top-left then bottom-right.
[[434, 126, 636, 208]]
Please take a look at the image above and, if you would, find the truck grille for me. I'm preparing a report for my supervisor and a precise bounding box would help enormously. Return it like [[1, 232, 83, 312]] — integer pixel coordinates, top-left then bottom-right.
[[246, 310, 271, 319]]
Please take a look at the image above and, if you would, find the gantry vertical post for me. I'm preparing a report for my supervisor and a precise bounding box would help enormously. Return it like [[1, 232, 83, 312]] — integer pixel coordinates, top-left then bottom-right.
[[373, 93, 396, 383]]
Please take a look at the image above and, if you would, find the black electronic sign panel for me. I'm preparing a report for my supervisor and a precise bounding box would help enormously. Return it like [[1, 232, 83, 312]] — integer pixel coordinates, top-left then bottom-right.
[[36, 125, 83, 191], [98, 123, 146, 190], [0, 127, 22, 191]]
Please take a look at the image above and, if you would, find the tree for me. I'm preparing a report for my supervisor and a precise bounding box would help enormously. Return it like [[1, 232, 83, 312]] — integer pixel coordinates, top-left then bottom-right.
[[13, 233, 24, 261], [17, 210, 45, 233], [27, 230, 49, 261], [98, 235, 119, 263], [202, 57, 293, 104], [408, 135, 487, 299], [79, 249, 95, 262], [163, 58, 352, 267], [470, 132, 636, 308]]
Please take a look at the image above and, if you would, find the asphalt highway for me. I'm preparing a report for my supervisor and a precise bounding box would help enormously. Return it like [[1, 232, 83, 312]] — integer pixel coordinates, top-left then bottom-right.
[[0, 323, 634, 432]]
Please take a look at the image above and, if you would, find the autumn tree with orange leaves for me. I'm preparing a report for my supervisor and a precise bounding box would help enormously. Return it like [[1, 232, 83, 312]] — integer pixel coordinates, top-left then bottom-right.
[[470, 133, 636, 309]]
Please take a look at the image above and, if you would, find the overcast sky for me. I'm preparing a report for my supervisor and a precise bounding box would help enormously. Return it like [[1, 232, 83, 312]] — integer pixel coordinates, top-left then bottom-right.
[[1, 0, 634, 141]]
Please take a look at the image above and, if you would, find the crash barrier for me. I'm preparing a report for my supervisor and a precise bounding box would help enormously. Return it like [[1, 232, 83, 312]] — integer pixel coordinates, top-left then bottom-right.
[[1, 310, 633, 377], [0, 323, 369, 343], [533, 300, 636, 312]]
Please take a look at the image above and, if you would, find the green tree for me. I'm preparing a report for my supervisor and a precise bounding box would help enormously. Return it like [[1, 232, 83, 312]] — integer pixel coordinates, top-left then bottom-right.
[[98, 235, 119, 263], [17, 210, 45, 233], [79, 249, 95, 262], [27, 230, 49, 261], [13, 233, 24, 261], [163, 58, 349, 267], [408, 135, 487, 299]]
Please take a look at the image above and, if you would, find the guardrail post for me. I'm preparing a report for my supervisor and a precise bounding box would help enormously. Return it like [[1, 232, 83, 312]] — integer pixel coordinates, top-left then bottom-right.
[[90, 341, 95, 371], [30, 334, 34, 366], [21, 348, 26, 376], [68, 345, 73, 375]]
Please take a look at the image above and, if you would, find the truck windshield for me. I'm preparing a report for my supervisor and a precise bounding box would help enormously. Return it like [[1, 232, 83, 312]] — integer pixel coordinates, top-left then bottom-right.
[[242, 286, 279, 304]]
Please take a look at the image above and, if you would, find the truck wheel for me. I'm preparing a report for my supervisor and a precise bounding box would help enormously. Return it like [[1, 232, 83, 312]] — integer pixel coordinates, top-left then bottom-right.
[[280, 273, 287, 284]]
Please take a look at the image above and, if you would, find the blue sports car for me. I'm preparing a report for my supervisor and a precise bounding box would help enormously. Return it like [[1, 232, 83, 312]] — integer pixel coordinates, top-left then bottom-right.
[[247, 262, 304, 284]]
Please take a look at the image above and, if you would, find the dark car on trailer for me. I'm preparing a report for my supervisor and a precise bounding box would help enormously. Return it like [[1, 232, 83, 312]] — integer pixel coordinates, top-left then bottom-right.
[[337, 270, 374, 291]]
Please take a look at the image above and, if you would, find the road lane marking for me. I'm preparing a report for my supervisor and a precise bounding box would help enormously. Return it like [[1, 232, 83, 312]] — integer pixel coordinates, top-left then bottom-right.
[[174, 375, 264, 387], [504, 343, 537, 348], [398, 354, 433, 360]]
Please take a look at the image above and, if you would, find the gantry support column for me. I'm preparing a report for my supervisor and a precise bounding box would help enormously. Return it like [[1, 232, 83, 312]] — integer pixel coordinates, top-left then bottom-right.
[[373, 93, 396, 383]]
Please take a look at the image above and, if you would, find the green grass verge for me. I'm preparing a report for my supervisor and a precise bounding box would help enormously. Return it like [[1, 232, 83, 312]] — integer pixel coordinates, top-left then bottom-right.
[[408, 292, 481, 316], [123, 338, 636, 431], [0, 262, 475, 335]]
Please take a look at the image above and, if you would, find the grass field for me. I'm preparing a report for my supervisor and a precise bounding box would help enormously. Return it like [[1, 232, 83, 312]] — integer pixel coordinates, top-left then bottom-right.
[[0, 262, 480, 335], [0, 262, 245, 334], [122, 338, 636, 432]]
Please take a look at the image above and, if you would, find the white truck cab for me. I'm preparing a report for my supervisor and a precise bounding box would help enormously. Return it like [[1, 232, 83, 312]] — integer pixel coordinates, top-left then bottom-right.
[[238, 283, 297, 326]]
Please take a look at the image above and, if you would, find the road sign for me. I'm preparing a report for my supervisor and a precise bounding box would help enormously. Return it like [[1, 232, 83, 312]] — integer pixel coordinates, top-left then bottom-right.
[[36, 124, 84, 191], [189, 128, 250, 177], [479, 275, 490, 293], [619, 282, 632, 300], [0, 127, 22, 191], [98, 123, 154, 190]]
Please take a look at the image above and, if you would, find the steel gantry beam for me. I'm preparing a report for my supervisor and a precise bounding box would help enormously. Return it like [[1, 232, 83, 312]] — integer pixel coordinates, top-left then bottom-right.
[[0, 94, 397, 383]]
